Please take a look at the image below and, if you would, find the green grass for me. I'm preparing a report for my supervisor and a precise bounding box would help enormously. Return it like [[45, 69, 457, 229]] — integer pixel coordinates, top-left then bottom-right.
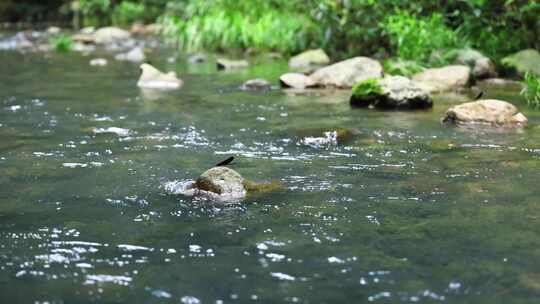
[[49, 34, 73, 53], [160, 1, 314, 55], [383, 11, 462, 64], [521, 72, 540, 108]]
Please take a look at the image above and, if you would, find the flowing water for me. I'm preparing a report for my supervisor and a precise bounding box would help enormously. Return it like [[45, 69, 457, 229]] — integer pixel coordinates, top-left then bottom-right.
[[1, 44, 540, 304]]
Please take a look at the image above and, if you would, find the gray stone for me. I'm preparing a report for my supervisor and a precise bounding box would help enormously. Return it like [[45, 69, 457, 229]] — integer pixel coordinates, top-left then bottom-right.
[[309, 57, 383, 88], [289, 49, 330, 69], [413, 65, 471, 93], [93, 27, 131, 45], [90, 58, 108, 67], [279, 73, 316, 89], [137, 63, 183, 89], [115, 46, 145, 62], [454, 49, 497, 79], [240, 79, 271, 91], [0, 32, 33, 51], [187, 53, 207, 64], [217, 58, 249, 70], [442, 99, 527, 127]]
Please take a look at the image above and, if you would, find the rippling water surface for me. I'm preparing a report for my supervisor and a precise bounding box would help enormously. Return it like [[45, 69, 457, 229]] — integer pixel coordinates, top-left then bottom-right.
[[1, 44, 540, 304]]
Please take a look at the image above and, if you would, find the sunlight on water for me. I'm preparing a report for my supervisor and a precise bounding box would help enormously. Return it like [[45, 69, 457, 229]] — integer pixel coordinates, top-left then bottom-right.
[[1, 39, 540, 303]]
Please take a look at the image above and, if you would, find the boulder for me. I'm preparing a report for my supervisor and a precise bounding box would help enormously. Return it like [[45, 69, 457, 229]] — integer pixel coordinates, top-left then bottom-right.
[[115, 46, 145, 62], [216, 58, 249, 70], [454, 49, 497, 79], [194, 166, 246, 197], [350, 76, 432, 109], [502, 49, 540, 77], [413, 65, 471, 93], [309, 57, 383, 88], [137, 63, 183, 89], [240, 79, 272, 91], [279, 73, 316, 89], [289, 49, 330, 69], [442, 99, 527, 127], [93, 27, 131, 45]]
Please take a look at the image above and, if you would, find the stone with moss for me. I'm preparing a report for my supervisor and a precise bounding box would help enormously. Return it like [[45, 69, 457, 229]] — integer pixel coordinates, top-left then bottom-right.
[[502, 49, 540, 77], [350, 76, 433, 109]]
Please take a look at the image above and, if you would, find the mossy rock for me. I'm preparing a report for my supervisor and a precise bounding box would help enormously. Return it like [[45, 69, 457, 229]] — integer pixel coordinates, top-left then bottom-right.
[[501, 49, 540, 77], [350, 76, 433, 109], [350, 78, 383, 107]]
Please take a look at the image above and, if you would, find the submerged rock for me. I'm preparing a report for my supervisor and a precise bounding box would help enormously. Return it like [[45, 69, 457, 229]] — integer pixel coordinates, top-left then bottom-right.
[[299, 128, 354, 148], [454, 49, 497, 79], [240, 79, 272, 91], [442, 99, 527, 127], [502, 49, 540, 77], [115, 46, 145, 62], [309, 57, 383, 88], [413, 65, 471, 93], [93, 27, 132, 45], [350, 76, 432, 109], [216, 58, 249, 70], [289, 49, 330, 69], [137, 63, 183, 89], [279, 73, 316, 89], [187, 53, 207, 64]]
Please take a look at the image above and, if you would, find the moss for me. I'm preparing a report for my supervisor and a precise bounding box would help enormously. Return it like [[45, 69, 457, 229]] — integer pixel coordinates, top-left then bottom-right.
[[350, 78, 383, 107], [243, 180, 285, 194], [194, 178, 222, 194]]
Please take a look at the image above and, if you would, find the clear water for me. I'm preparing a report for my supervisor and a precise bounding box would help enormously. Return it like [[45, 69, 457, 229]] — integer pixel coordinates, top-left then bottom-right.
[[1, 46, 540, 304]]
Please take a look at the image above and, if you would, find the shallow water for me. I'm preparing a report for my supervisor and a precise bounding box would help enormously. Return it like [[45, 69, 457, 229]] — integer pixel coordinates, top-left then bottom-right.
[[1, 45, 540, 304]]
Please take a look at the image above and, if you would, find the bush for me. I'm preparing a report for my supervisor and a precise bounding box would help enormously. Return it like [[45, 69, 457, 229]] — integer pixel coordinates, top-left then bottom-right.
[[112, 1, 146, 26], [521, 72, 540, 108], [49, 34, 73, 53], [382, 11, 461, 63], [383, 58, 425, 77]]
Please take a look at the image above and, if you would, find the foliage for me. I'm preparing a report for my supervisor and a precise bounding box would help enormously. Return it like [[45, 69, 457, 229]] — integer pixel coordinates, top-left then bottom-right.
[[382, 11, 461, 63], [521, 72, 540, 108], [0, 0, 538, 62], [49, 34, 73, 53], [383, 59, 425, 77], [160, 0, 314, 54], [112, 1, 146, 26]]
